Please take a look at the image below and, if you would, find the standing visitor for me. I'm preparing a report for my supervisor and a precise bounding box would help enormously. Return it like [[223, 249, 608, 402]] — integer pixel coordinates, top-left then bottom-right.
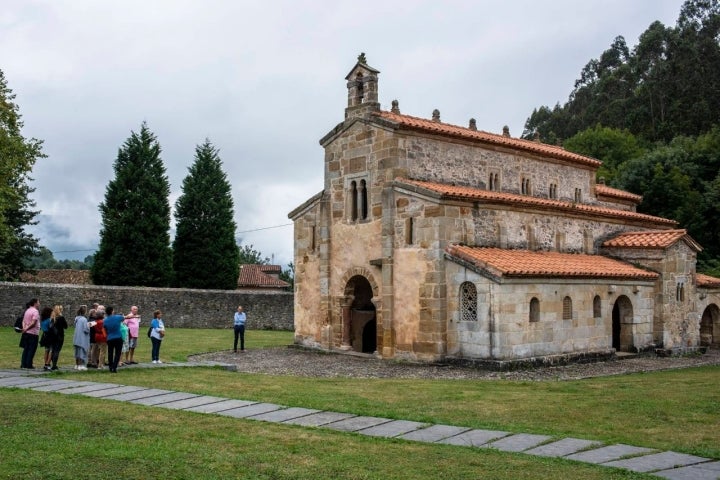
[[73, 306, 90, 370], [233, 305, 247, 353], [103, 306, 124, 373], [149, 309, 165, 364], [123, 305, 141, 364], [39, 306, 54, 370], [20, 298, 40, 369], [91, 307, 107, 369], [49, 305, 68, 370]]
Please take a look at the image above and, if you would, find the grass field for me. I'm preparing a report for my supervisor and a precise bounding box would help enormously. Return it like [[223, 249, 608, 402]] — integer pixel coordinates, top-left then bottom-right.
[[1, 327, 718, 479]]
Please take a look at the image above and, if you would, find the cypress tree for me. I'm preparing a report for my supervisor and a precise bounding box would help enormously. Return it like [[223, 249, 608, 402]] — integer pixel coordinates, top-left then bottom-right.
[[173, 140, 239, 289], [91, 123, 173, 286]]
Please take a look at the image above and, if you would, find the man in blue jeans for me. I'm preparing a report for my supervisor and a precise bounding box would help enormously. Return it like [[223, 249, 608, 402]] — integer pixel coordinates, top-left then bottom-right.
[[233, 305, 246, 353]]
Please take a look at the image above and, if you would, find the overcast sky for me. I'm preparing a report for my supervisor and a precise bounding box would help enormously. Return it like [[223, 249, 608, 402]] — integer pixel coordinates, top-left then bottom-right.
[[2, 0, 686, 267]]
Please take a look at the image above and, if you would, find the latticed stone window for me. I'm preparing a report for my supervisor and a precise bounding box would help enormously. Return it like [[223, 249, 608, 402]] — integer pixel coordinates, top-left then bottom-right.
[[529, 297, 540, 322], [562, 296, 573, 320], [460, 282, 478, 322], [593, 295, 601, 318]]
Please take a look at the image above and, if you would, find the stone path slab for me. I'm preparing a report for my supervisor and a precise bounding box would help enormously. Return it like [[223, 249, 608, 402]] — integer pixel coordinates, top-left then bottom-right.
[[184, 399, 256, 414], [13, 379, 75, 389], [439, 428, 509, 447], [80, 385, 148, 398], [282, 411, 355, 427], [249, 407, 321, 423], [103, 388, 175, 401], [33, 381, 93, 392], [655, 461, 720, 480], [0, 376, 54, 387], [219, 402, 282, 418], [324, 415, 392, 432], [525, 437, 602, 457], [56, 383, 122, 395], [130, 392, 198, 406], [358, 419, 426, 438], [603, 451, 711, 473], [155, 395, 230, 410], [400, 425, 471, 443], [566, 444, 656, 464], [487, 433, 553, 452]]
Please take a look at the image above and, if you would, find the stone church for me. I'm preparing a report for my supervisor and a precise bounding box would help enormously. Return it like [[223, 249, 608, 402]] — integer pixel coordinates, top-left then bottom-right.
[[288, 55, 720, 366]]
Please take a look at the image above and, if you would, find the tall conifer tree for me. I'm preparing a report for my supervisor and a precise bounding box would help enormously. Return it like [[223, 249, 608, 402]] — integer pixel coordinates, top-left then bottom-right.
[[91, 123, 173, 286], [173, 140, 239, 289], [0, 68, 43, 280]]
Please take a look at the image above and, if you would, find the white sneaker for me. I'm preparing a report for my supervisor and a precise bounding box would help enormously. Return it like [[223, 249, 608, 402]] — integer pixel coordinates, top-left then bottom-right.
[[78, 366, 87, 371], [152, 360, 157, 364], [157, 360, 162, 364]]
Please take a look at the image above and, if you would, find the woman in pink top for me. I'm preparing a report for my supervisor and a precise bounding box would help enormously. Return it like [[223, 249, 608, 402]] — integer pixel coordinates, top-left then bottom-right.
[[124, 305, 141, 364]]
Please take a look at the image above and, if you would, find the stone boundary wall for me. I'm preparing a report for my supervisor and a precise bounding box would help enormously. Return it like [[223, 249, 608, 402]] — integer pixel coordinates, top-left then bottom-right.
[[0, 282, 293, 331]]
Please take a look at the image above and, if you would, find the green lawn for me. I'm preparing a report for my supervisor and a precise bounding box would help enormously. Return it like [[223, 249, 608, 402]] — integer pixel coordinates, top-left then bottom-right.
[[1, 327, 718, 479]]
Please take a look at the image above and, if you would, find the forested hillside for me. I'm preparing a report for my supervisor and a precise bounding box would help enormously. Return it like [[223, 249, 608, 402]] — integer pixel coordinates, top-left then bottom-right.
[[523, 0, 720, 275]]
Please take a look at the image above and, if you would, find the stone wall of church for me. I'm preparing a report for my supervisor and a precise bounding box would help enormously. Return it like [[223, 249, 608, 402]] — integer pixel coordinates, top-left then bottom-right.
[[444, 262, 657, 361], [404, 135, 597, 203]]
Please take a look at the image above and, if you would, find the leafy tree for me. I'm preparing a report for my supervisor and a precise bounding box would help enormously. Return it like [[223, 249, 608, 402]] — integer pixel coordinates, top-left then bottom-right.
[[563, 125, 644, 183], [238, 244, 269, 265], [23, 247, 93, 270], [173, 140, 239, 289], [279, 262, 294, 289], [0, 68, 44, 281], [91, 123, 173, 286]]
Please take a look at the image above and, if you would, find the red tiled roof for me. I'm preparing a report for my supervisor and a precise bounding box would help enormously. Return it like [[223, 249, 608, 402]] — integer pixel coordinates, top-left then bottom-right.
[[398, 178, 677, 227], [237, 264, 290, 288], [697, 273, 720, 288], [375, 110, 602, 168], [446, 245, 659, 280], [602, 230, 702, 251], [595, 184, 642, 203]]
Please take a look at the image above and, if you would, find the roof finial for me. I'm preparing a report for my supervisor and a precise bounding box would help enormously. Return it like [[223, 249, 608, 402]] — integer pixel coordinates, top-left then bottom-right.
[[391, 99, 400, 114], [469, 118, 477, 130], [502, 125, 510, 137], [533, 130, 540, 142], [357, 52, 367, 64], [432, 109, 441, 122]]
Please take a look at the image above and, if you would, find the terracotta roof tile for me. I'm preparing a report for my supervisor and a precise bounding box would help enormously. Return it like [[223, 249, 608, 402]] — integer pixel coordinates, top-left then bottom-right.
[[399, 178, 677, 227], [595, 184, 642, 203], [446, 245, 658, 280], [376, 110, 602, 168], [237, 264, 290, 288], [697, 273, 720, 288], [602, 230, 702, 251]]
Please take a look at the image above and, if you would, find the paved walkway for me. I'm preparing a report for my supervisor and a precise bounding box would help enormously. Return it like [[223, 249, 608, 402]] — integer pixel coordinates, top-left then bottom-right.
[[1, 367, 718, 480]]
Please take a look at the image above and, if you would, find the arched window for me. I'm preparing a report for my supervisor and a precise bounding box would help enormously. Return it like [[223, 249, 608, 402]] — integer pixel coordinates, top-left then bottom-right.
[[521, 177, 531, 195], [549, 183, 557, 199], [529, 297, 540, 322], [350, 181, 358, 221], [563, 296, 573, 320], [489, 172, 499, 191], [360, 179, 368, 220], [593, 295, 602, 318], [460, 282, 477, 322]]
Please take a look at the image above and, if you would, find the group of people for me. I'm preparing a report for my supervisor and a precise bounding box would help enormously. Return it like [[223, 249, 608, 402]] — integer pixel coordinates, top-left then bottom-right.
[[18, 299, 166, 372]]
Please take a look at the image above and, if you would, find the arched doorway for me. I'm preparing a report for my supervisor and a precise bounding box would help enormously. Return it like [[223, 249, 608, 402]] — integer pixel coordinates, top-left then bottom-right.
[[700, 304, 719, 347], [612, 295, 634, 352], [344, 275, 377, 354]]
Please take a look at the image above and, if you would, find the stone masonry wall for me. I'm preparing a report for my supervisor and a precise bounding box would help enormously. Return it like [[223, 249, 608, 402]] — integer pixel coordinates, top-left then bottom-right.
[[0, 282, 293, 330]]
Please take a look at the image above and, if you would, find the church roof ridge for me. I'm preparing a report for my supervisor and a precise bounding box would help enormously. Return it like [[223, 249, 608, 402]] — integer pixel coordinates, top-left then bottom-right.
[[397, 178, 677, 227], [445, 244, 659, 280], [375, 110, 602, 169]]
